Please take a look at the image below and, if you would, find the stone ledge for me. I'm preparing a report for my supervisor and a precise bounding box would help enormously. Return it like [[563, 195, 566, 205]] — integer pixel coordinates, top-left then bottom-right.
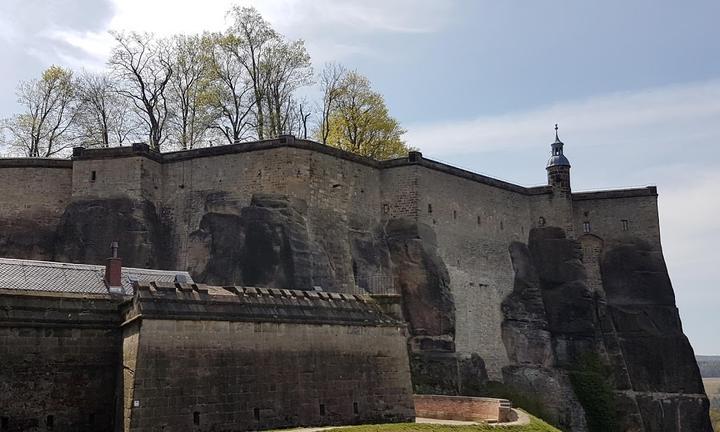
[[0, 158, 73, 169], [413, 394, 513, 423], [572, 186, 657, 201]]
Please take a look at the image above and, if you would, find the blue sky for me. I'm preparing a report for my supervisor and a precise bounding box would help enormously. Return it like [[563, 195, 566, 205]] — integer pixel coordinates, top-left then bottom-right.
[[1, 0, 718, 354]]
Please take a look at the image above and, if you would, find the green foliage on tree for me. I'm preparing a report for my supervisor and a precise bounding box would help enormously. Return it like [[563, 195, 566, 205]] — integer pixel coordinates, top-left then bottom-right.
[[1, 65, 78, 157], [322, 71, 411, 160]]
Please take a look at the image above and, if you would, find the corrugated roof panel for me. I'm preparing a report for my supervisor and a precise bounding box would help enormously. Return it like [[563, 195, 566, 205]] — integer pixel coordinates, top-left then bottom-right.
[[0, 258, 193, 296]]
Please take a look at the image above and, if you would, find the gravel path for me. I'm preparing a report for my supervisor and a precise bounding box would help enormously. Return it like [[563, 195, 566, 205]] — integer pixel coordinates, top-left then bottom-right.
[[275, 408, 530, 431]]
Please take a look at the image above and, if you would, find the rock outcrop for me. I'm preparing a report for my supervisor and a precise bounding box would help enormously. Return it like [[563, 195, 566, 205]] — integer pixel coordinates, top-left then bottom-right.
[[187, 193, 337, 290], [502, 227, 713, 432], [54, 198, 168, 269]]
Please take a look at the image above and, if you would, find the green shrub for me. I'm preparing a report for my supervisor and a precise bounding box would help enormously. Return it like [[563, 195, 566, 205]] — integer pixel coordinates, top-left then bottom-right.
[[568, 353, 618, 432]]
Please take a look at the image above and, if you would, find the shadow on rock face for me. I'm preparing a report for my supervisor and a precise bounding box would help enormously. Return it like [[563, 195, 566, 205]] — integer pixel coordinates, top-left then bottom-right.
[[601, 237, 710, 403], [54, 198, 167, 269], [188, 193, 336, 290], [0, 218, 56, 260], [501, 227, 713, 432], [386, 218, 455, 340], [501, 229, 590, 431]]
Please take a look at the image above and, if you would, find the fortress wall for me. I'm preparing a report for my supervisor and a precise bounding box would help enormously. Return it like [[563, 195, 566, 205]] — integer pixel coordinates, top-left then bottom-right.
[[159, 146, 383, 273], [413, 166, 533, 380], [0, 164, 72, 259], [0, 292, 120, 432], [530, 192, 575, 236], [71, 156, 147, 201], [380, 165, 419, 221], [0, 165, 71, 225], [572, 191, 661, 249], [126, 319, 414, 431]]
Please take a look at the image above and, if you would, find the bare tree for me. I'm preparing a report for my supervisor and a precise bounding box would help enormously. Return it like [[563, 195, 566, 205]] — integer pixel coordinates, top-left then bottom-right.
[[225, 6, 278, 140], [1, 66, 78, 157], [75, 71, 139, 147], [263, 38, 312, 137], [298, 101, 311, 139], [168, 34, 216, 150], [317, 62, 347, 144], [108, 31, 174, 151], [206, 33, 256, 145]]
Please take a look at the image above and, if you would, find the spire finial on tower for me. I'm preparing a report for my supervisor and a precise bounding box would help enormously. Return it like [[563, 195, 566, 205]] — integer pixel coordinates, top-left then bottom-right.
[[546, 124, 570, 168]]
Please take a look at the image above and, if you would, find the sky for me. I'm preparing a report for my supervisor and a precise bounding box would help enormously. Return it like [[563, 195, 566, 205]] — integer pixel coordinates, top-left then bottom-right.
[[0, 0, 718, 354]]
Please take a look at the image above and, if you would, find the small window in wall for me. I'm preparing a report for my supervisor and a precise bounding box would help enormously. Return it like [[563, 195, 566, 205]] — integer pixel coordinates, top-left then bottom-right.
[[1, 417, 8, 431], [319, 403, 326, 416], [453, 210, 457, 220], [477, 215, 481, 226], [538, 216, 546, 227], [428, 203, 432, 214], [583, 221, 591, 233], [382, 203, 389, 214], [622, 219, 629, 231], [353, 402, 359, 415], [253, 408, 260, 421], [193, 412, 200, 425], [500, 221, 504, 231], [88, 414, 95, 426], [90, 171, 96, 182], [46, 415, 54, 429]]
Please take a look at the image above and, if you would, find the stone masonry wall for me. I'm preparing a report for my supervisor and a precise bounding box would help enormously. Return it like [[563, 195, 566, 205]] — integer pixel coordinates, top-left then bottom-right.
[[0, 291, 120, 432], [125, 319, 414, 431], [0, 162, 72, 259], [158, 146, 383, 279], [572, 190, 661, 250], [414, 166, 532, 380]]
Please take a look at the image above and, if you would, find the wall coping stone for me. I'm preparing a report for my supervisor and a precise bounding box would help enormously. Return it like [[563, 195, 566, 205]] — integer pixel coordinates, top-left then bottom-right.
[[0, 158, 73, 169], [572, 186, 657, 201], [9, 137, 656, 197], [124, 281, 404, 327]]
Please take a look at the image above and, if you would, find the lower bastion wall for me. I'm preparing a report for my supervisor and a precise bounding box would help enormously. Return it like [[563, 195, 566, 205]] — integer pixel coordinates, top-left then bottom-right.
[[121, 282, 415, 432], [0, 291, 120, 432], [126, 319, 413, 431]]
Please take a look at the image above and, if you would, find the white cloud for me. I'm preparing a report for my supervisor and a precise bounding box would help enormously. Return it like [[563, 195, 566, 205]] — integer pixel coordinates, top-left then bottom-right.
[[405, 79, 720, 157], [45, 0, 453, 68]]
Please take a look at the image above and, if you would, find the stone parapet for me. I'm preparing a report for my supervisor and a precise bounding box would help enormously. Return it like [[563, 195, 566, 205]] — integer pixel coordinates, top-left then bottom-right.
[[125, 281, 402, 327]]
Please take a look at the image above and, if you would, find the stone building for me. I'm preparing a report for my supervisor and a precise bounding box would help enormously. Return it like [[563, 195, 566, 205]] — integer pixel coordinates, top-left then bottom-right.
[[0, 131, 712, 431]]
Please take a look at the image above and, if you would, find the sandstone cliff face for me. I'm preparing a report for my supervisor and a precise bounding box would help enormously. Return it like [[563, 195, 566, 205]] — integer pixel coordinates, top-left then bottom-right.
[[501, 227, 712, 432], [0, 191, 711, 431]]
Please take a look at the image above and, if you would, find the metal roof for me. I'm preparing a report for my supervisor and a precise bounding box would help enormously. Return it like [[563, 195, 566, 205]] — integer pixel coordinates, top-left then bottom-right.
[[0, 257, 193, 296]]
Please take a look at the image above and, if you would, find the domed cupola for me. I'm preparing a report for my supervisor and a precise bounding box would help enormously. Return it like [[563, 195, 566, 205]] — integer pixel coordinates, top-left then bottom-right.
[[546, 124, 571, 168]]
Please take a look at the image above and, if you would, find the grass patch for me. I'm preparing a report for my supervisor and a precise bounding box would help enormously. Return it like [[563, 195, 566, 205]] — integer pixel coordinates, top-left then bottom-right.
[[321, 415, 559, 432], [711, 407, 719, 432]]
